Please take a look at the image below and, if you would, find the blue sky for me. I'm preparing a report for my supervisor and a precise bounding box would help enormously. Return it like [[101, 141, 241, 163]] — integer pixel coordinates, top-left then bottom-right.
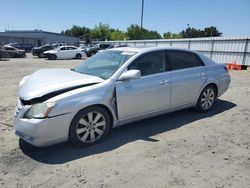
[[0, 0, 249, 36]]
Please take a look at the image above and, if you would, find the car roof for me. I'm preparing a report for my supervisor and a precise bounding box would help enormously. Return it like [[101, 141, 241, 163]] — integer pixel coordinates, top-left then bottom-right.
[[109, 46, 199, 54], [60, 46, 76, 48]]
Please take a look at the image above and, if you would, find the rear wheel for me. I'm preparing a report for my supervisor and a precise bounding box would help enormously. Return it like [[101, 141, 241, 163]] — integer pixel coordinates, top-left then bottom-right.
[[196, 85, 216, 112], [90, 51, 95, 57], [75, 53, 82, 59], [69, 106, 111, 147]]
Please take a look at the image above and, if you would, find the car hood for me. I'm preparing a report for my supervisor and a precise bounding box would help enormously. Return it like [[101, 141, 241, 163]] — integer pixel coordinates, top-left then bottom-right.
[[19, 68, 104, 101]]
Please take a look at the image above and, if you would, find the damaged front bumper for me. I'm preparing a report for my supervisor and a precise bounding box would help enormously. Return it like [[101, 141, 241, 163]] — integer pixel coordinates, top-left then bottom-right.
[[13, 99, 73, 147]]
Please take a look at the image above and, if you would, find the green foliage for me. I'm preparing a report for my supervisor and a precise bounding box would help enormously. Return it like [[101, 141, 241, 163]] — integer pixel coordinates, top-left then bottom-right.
[[163, 26, 222, 39], [63, 24, 222, 41], [163, 32, 182, 39], [62, 25, 91, 43], [91, 23, 111, 41], [180, 26, 222, 38], [126, 24, 141, 40], [110, 30, 127, 40], [126, 24, 162, 40]]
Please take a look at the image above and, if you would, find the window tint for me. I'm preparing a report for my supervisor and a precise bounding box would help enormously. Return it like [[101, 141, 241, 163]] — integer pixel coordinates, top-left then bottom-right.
[[128, 51, 166, 76], [60, 47, 66, 51], [167, 51, 203, 71], [67, 47, 76, 50]]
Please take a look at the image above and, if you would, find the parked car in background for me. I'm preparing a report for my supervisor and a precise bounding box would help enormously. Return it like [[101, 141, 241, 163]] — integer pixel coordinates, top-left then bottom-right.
[[9, 43, 34, 53], [85, 43, 114, 57], [31, 44, 53, 58], [52, 42, 67, 48], [13, 47, 230, 147], [114, 44, 129, 48], [2, 45, 26, 58], [0, 46, 9, 60], [43, 46, 87, 60]]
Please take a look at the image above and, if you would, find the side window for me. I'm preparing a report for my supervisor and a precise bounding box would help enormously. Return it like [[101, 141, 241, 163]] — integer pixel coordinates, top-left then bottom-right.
[[68, 47, 76, 50], [60, 47, 66, 51], [168, 51, 204, 71], [128, 51, 166, 76], [99, 44, 104, 49], [6, 47, 14, 50]]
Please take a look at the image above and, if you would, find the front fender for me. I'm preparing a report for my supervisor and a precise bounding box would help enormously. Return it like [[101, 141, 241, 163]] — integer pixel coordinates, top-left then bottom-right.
[[47, 82, 117, 123]]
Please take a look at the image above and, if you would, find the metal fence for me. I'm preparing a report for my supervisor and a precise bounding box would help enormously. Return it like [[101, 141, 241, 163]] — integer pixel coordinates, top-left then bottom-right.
[[104, 36, 250, 66]]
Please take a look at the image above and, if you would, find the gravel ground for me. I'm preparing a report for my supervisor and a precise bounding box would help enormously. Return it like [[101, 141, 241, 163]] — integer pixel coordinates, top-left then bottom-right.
[[0, 54, 249, 188]]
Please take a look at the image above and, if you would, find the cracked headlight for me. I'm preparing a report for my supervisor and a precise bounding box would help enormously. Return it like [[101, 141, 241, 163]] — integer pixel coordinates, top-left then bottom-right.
[[24, 102, 55, 119]]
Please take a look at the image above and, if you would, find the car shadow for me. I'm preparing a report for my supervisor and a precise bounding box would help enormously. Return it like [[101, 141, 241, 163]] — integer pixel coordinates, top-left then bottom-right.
[[19, 99, 236, 164]]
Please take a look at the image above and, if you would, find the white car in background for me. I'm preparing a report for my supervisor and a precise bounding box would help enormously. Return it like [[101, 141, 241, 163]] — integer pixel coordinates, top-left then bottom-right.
[[44, 46, 87, 60]]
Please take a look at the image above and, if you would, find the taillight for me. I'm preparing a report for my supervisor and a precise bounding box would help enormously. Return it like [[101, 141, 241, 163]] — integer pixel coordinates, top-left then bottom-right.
[[224, 66, 229, 73]]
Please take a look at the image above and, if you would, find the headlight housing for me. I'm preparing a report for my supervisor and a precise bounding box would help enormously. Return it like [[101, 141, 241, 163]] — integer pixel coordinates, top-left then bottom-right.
[[24, 102, 55, 119]]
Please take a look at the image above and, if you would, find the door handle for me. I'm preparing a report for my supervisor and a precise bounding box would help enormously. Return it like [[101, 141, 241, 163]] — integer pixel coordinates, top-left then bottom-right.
[[160, 80, 170, 85]]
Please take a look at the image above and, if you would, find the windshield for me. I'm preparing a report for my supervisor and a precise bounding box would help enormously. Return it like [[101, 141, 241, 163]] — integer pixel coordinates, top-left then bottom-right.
[[72, 50, 136, 79]]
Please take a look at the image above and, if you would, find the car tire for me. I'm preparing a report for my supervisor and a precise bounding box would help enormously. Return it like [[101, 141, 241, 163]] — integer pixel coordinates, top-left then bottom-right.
[[38, 53, 45, 58], [90, 52, 95, 57], [49, 54, 57, 60], [196, 85, 216, 112], [75, 53, 82, 59], [69, 106, 111, 147]]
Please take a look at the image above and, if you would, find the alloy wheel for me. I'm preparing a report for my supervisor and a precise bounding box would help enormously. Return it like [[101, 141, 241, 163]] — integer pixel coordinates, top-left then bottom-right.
[[201, 88, 215, 110], [76, 111, 106, 143]]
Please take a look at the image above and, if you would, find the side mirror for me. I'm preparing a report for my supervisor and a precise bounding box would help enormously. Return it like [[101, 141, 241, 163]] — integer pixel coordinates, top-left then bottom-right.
[[118, 70, 141, 81]]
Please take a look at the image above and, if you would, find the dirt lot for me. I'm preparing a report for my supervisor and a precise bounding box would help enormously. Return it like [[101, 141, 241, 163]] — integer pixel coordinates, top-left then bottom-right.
[[0, 54, 249, 188]]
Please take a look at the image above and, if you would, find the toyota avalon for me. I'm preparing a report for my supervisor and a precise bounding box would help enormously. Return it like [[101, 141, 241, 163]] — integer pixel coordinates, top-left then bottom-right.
[[13, 47, 230, 147]]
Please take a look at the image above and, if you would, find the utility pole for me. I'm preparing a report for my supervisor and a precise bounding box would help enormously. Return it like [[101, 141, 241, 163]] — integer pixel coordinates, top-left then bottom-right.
[[140, 0, 144, 40], [187, 24, 190, 38]]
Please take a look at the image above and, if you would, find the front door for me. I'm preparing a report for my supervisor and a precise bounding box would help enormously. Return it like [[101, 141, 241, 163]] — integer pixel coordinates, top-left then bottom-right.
[[115, 51, 171, 121]]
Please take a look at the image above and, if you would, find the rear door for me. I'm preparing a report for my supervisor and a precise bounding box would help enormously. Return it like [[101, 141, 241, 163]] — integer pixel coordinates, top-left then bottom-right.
[[67, 47, 77, 58], [167, 50, 207, 108], [115, 51, 171, 121]]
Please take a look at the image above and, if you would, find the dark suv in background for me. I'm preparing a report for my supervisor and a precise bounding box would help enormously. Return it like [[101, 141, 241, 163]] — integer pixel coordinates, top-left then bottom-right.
[[84, 43, 114, 57], [9, 43, 34, 52], [31, 44, 53, 58]]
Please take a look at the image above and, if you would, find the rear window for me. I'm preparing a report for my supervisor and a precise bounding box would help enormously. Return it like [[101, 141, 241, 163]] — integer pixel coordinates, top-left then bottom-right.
[[167, 51, 204, 71]]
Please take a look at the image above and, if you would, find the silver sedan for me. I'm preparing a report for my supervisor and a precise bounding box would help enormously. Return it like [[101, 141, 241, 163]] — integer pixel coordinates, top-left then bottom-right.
[[13, 47, 231, 147]]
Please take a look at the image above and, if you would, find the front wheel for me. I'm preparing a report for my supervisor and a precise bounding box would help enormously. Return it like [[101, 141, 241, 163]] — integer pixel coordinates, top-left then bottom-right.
[[49, 54, 57, 60], [69, 106, 111, 147], [196, 85, 216, 112]]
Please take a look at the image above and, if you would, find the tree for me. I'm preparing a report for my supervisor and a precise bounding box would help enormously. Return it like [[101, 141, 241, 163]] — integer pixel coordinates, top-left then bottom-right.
[[180, 26, 222, 38], [203, 26, 222, 37], [110, 30, 127, 40], [163, 32, 182, 39], [91, 23, 111, 41], [63, 25, 91, 43], [144, 30, 162, 39], [126, 24, 141, 40], [126, 24, 162, 40]]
